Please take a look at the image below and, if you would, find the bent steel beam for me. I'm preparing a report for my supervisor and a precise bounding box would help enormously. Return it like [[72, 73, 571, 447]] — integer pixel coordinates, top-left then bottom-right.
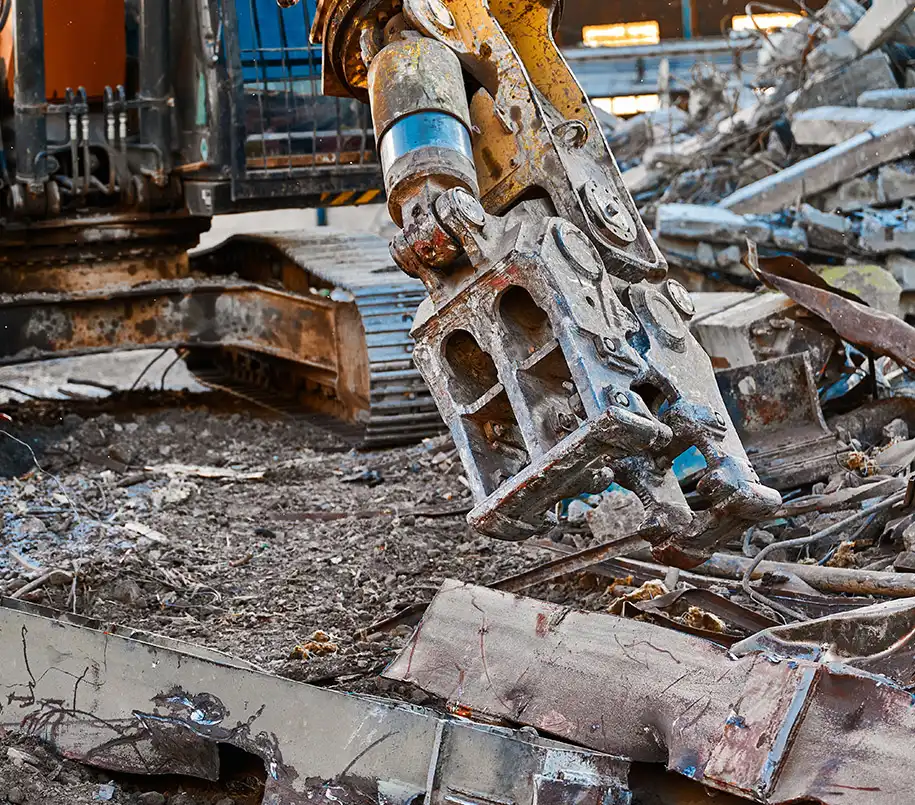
[[385, 580, 915, 805], [0, 597, 632, 805]]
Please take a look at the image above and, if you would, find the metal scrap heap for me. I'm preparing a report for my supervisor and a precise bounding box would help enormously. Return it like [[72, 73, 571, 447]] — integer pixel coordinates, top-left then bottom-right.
[[610, 0, 915, 308], [5, 0, 915, 802]]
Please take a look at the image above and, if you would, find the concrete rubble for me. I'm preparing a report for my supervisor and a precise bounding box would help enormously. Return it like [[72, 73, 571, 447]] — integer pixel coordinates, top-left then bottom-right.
[[5, 3, 915, 804], [614, 0, 915, 320]]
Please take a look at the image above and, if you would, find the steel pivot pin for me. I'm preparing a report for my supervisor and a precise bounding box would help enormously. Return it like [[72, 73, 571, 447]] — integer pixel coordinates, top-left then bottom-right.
[[426, 0, 455, 29]]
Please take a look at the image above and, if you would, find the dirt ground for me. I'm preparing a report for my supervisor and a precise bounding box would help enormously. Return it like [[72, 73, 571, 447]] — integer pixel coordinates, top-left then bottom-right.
[[0, 392, 613, 805]]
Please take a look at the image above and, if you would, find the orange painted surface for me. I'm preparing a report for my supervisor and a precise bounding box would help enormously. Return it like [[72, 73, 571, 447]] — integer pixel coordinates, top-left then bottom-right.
[[1, 0, 127, 100], [0, 14, 11, 96]]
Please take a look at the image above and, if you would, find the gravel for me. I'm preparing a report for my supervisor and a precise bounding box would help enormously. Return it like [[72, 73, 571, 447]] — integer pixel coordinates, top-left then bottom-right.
[[0, 393, 613, 804]]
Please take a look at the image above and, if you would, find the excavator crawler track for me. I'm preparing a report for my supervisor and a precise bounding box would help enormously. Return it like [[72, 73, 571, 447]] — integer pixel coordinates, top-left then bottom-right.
[[186, 230, 444, 448]]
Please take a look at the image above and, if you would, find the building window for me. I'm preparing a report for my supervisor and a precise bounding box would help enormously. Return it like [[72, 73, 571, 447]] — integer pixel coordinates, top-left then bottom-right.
[[582, 21, 660, 48], [592, 94, 660, 117], [731, 12, 804, 31]]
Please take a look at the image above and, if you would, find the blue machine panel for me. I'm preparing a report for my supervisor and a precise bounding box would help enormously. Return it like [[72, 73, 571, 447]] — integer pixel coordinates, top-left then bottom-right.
[[235, 0, 322, 83]]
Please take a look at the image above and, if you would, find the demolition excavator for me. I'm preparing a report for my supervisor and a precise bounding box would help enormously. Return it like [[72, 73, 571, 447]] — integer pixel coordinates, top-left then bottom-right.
[[0, 0, 780, 565], [0, 0, 442, 447], [305, 0, 783, 566]]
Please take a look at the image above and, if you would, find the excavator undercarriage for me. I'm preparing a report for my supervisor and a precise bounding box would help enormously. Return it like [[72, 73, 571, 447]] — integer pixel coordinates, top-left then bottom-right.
[[2, 225, 441, 446]]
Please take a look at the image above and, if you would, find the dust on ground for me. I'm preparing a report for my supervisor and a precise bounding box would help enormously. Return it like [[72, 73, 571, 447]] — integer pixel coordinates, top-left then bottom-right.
[[0, 393, 612, 805]]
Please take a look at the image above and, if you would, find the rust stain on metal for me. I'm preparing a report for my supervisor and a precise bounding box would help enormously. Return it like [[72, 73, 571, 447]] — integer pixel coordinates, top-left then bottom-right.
[[385, 580, 915, 805], [749, 252, 915, 370], [0, 251, 191, 294], [535, 611, 549, 637], [1, 281, 339, 370], [716, 353, 837, 490]]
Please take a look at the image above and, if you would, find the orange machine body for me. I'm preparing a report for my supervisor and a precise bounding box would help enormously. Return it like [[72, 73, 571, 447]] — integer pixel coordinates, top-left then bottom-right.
[[1, 0, 127, 100]]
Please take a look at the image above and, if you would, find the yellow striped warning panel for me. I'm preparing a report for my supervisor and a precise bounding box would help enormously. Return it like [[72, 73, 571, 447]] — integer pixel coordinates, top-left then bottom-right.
[[318, 189, 382, 207], [354, 189, 381, 205]]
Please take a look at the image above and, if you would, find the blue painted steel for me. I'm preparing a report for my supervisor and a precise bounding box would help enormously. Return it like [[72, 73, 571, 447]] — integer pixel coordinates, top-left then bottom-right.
[[557, 446, 707, 517], [379, 112, 473, 168], [681, 0, 693, 39], [236, 0, 322, 82], [673, 445, 707, 479]]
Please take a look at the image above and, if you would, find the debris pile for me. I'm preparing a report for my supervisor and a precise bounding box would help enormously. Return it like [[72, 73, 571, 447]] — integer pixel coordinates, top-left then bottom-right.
[[4, 357, 915, 804], [4, 282, 915, 805], [611, 0, 915, 301], [7, 7, 915, 793]]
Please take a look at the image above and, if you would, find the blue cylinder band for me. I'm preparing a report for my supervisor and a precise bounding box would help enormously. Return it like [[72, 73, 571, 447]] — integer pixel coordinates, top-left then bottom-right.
[[379, 111, 473, 172]]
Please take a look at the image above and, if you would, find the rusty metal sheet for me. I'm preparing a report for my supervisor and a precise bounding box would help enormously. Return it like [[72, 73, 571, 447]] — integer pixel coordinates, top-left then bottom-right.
[[0, 597, 631, 805], [385, 580, 915, 805], [702, 660, 818, 799], [0, 279, 340, 370], [0, 250, 191, 294], [731, 596, 915, 686], [768, 670, 915, 803], [749, 251, 915, 371], [750, 251, 868, 306], [386, 579, 747, 766], [716, 352, 838, 490]]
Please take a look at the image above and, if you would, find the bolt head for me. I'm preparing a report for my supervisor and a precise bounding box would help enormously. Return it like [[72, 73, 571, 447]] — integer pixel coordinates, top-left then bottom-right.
[[666, 279, 696, 317], [452, 188, 485, 227], [553, 221, 603, 280], [553, 119, 589, 149], [582, 180, 636, 246], [613, 391, 630, 408], [427, 0, 455, 29], [641, 288, 688, 351]]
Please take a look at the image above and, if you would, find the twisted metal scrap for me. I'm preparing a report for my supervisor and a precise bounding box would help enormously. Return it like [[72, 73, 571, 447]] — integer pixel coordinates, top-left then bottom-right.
[[746, 246, 915, 371]]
